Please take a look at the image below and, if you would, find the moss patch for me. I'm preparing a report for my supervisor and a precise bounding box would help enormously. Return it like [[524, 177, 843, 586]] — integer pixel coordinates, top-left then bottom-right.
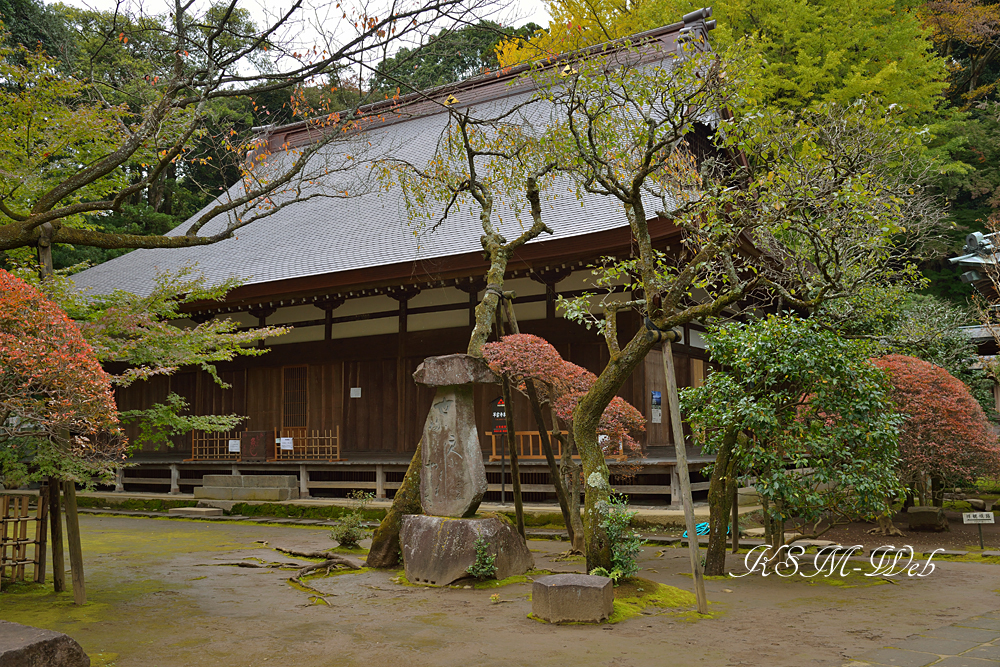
[[231, 503, 385, 521], [925, 552, 1000, 564], [473, 574, 530, 589], [330, 545, 369, 555], [608, 578, 705, 623], [76, 496, 198, 512]]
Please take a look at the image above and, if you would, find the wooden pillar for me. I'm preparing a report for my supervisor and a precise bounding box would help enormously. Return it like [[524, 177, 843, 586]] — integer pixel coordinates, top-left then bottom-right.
[[169, 464, 180, 495], [48, 477, 65, 592], [299, 464, 310, 499], [248, 305, 277, 349], [375, 464, 385, 499], [315, 295, 344, 342], [456, 278, 485, 330], [61, 481, 85, 605], [388, 286, 420, 455], [670, 467, 682, 508], [529, 266, 572, 322]]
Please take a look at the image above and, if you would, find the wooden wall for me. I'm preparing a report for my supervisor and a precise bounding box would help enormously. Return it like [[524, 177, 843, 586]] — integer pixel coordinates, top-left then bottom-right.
[[119, 315, 706, 459]]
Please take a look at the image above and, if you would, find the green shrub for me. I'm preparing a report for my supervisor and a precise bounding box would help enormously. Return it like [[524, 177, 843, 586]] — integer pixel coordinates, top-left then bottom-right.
[[466, 537, 497, 580], [600, 494, 642, 581], [330, 490, 374, 548]]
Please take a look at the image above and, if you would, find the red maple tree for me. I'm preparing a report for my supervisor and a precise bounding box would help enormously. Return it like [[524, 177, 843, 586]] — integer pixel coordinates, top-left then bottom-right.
[[0, 269, 124, 483], [481, 333, 644, 458], [873, 354, 1000, 497]]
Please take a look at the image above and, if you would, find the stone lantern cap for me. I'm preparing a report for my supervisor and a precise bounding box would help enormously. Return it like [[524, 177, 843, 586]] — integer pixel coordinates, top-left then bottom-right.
[[412, 353, 498, 386]]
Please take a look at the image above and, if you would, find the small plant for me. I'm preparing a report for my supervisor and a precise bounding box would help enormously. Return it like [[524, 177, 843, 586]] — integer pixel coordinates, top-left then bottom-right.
[[490, 593, 501, 604], [330, 490, 374, 548], [466, 536, 497, 580], [599, 493, 642, 581], [589, 566, 627, 584]]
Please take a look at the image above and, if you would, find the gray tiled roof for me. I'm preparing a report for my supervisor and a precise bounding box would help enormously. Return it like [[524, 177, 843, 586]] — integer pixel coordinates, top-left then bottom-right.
[[73, 53, 682, 297]]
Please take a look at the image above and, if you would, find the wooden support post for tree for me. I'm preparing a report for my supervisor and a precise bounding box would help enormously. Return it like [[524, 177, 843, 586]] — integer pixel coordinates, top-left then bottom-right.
[[34, 484, 49, 584], [48, 477, 65, 593], [662, 339, 708, 615], [497, 301, 525, 539], [731, 485, 740, 554], [61, 481, 85, 605]]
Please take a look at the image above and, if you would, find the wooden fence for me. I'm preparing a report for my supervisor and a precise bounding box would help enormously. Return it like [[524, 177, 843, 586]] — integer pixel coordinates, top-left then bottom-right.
[[0, 490, 48, 586], [273, 427, 341, 461], [189, 427, 341, 462], [191, 431, 243, 461], [488, 431, 564, 461]]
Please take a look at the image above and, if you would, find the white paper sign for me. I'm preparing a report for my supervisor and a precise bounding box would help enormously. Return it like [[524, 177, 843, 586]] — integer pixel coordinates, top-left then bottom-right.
[[280, 437, 294, 451], [228, 439, 241, 453], [350, 387, 362, 398], [963, 512, 995, 524]]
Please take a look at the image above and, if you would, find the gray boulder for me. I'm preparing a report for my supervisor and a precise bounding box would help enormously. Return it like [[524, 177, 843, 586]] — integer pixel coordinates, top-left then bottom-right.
[[907, 506, 949, 532], [400, 514, 533, 586], [532, 574, 614, 623], [0, 621, 89, 667]]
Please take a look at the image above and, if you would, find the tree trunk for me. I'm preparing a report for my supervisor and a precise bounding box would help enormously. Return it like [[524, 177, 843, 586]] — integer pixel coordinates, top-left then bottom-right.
[[366, 440, 423, 568], [573, 328, 654, 571], [704, 431, 738, 576], [559, 426, 585, 552]]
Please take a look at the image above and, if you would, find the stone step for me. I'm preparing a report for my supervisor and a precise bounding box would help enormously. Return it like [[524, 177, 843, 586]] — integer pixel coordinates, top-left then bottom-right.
[[200, 475, 298, 489], [194, 486, 297, 501]]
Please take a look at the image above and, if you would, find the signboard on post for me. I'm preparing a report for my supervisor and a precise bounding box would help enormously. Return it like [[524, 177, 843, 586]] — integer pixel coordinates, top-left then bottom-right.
[[651, 391, 662, 424], [963, 511, 994, 550], [491, 397, 507, 434], [240, 431, 269, 461], [492, 397, 506, 504]]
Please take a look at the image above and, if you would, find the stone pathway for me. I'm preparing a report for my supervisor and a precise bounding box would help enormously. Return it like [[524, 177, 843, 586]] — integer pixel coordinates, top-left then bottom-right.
[[845, 611, 1000, 666]]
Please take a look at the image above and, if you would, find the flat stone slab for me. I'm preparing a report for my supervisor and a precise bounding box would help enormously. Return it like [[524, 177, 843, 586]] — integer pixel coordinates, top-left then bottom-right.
[[168, 506, 223, 517], [792, 539, 836, 548], [532, 574, 614, 624], [0, 620, 89, 667], [400, 515, 533, 587], [921, 625, 1000, 643], [981, 551, 1000, 557], [412, 354, 497, 387], [855, 647, 939, 667]]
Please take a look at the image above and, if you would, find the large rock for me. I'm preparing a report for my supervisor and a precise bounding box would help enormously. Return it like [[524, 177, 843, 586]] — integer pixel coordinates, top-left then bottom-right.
[[531, 574, 614, 624], [907, 506, 949, 532], [0, 621, 89, 667], [417, 384, 488, 517], [412, 354, 498, 387], [400, 515, 533, 586]]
